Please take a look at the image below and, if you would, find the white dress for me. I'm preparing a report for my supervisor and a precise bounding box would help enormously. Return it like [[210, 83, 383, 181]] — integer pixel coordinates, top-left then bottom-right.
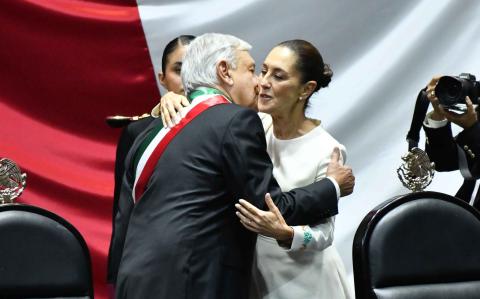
[[250, 114, 353, 299]]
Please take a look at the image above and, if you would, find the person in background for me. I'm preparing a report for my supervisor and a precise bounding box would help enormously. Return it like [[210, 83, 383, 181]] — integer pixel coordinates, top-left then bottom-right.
[[423, 76, 480, 209]]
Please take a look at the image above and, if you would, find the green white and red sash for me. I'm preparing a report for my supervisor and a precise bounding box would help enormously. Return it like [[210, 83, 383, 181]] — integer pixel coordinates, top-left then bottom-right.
[[132, 87, 230, 203]]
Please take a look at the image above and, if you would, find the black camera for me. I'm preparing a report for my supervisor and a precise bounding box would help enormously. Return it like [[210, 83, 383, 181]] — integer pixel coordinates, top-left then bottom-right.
[[435, 73, 480, 111]]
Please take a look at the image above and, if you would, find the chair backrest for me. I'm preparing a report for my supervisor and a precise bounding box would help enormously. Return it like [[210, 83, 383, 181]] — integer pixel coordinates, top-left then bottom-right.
[[0, 203, 93, 298], [353, 191, 480, 299]]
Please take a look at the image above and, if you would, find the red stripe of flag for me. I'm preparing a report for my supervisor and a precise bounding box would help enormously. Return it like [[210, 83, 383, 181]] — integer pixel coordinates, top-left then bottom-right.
[[0, 1, 158, 298]]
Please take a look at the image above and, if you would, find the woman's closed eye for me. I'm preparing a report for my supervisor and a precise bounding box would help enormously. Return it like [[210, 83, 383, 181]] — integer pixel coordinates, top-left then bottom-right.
[[273, 73, 285, 80]]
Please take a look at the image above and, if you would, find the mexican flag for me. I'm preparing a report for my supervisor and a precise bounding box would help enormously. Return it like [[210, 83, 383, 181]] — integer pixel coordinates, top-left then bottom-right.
[[1, 1, 160, 298]]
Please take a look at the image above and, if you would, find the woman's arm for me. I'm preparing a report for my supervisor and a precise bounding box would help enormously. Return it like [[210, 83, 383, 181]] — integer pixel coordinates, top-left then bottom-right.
[[286, 145, 345, 252]]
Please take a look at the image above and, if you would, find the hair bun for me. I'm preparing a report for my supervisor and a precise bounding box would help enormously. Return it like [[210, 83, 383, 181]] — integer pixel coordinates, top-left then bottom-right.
[[318, 63, 333, 89]]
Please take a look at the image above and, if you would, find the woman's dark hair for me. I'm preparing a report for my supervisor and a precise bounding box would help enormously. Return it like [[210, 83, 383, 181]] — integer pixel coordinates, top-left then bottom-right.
[[277, 39, 333, 96], [161, 35, 196, 73]]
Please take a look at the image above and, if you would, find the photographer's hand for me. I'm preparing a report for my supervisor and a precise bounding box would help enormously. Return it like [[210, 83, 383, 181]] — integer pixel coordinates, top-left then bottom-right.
[[426, 77, 477, 129], [444, 96, 478, 129], [426, 76, 447, 121]]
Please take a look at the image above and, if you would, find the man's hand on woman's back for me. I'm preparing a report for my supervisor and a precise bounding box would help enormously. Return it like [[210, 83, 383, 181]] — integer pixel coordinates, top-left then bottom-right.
[[326, 147, 355, 197]]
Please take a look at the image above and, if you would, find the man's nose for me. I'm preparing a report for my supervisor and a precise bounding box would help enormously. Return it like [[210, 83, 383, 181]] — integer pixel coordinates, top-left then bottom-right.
[[254, 75, 260, 94], [254, 74, 260, 84]]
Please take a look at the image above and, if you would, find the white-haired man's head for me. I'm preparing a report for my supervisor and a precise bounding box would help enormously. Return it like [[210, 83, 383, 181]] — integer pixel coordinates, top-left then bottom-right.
[[181, 33, 259, 109]]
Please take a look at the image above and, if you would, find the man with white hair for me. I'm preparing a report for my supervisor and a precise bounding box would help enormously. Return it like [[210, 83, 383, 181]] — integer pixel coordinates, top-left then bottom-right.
[[115, 33, 354, 299]]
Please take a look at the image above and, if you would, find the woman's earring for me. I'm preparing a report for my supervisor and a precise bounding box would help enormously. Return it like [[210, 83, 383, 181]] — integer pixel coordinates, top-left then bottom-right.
[[299, 96, 303, 101]]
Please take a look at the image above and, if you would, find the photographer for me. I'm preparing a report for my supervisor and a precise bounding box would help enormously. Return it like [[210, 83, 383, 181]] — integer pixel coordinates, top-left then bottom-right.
[[422, 76, 480, 209]]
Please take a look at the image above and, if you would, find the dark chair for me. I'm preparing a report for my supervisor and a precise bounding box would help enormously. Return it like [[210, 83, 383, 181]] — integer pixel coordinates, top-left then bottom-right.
[[0, 203, 93, 298], [353, 191, 480, 299]]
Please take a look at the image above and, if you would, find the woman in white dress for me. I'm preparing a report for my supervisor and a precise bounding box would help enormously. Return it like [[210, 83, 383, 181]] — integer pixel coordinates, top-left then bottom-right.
[[235, 40, 353, 299]]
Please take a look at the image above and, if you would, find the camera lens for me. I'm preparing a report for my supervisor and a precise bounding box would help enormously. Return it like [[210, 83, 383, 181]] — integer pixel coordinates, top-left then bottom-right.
[[435, 76, 462, 106]]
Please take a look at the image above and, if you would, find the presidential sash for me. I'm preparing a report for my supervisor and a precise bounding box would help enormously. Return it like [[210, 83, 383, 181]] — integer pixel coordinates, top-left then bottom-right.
[[132, 88, 230, 203]]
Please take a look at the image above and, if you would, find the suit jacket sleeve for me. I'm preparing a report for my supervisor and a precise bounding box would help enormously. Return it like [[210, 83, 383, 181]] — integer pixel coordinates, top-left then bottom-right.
[[107, 118, 155, 283], [221, 108, 338, 226], [424, 121, 480, 174], [424, 122, 459, 171], [107, 126, 136, 283], [113, 126, 137, 223], [112, 118, 154, 222], [108, 170, 135, 283], [456, 121, 480, 175], [457, 122, 480, 156]]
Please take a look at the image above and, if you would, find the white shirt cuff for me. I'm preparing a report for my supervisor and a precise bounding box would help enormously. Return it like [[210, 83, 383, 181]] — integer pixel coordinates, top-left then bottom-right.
[[423, 111, 448, 128], [326, 176, 341, 199], [288, 226, 307, 251]]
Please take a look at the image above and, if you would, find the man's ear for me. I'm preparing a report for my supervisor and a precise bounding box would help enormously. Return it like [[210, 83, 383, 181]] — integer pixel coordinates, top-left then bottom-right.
[[299, 80, 317, 101], [216, 60, 234, 86], [158, 72, 166, 89]]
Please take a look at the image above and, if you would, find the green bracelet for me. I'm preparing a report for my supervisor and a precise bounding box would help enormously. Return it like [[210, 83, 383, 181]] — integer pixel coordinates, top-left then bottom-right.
[[303, 230, 313, 247]]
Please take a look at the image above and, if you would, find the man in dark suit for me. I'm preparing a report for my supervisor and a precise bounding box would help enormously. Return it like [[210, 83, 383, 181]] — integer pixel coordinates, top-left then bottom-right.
[[114, 33, 355, 299], [423, 76, 480, 208], [108, 35, 196, 284]]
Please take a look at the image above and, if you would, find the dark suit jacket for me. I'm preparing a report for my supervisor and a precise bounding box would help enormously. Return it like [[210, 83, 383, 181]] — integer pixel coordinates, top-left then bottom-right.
[[424, 120, 480, 208], [114, 103, 339, 299], [107, 116, 154, 283]]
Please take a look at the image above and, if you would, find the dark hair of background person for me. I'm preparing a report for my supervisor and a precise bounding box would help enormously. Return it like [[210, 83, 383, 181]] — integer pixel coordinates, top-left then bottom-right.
[[161, 35, 196, 73], [278, 39, 333, 106]]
